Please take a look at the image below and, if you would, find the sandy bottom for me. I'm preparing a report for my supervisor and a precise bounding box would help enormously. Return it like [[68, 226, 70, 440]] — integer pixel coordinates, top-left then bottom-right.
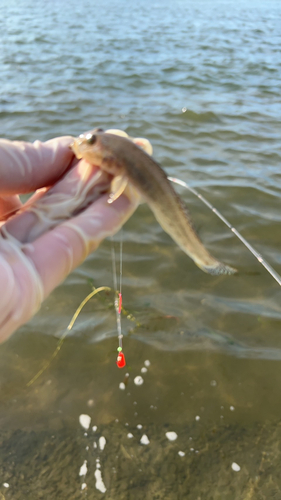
[[1, 413, 281, 499]]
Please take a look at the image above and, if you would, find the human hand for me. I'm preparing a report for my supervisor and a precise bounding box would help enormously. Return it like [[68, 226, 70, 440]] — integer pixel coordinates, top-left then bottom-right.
[[0, 135, 141, 342]]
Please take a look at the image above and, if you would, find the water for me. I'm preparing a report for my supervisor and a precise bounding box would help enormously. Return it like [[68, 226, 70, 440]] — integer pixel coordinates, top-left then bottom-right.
[[1, 0, 281, 497]]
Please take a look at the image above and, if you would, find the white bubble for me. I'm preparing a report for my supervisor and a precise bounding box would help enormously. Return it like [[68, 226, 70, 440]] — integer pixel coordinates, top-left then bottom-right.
[[3, 483, 9, 488], [99, 436, 106, 451], [137, 424, 143, 429], [79, 460, 88, 477], [195, 415, 200, 421], [92, 425, 97, 432], [210, 380, 217, 386], [144, 360, 151, 367], [119, 382, 126, 390], [95, 469, 106, 493], [134, 376, 144, 386], [79, 414, 91, 430], [140, 434, 150, 445], [178, 451, 185, 457], [230, 406, 235, 411], [81, 483, 87, 491], [141, 367, 148, 374], [165, 431, 178, 442], [232, 462, 241, 472], [127, 433, 134, 439]]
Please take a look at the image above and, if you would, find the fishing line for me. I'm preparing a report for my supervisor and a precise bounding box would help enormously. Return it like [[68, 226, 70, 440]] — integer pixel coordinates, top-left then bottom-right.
[[169, 176, 281, 287], [27, 286, 111, 386], [111, 232, 126, 368]]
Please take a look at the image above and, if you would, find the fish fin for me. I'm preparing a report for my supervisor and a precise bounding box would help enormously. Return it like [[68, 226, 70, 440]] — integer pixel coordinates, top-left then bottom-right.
[[105, 129, 129, 138], [108, 176, 128, 204], [133, 138, 153, 156], [197, 260, 237, 275]]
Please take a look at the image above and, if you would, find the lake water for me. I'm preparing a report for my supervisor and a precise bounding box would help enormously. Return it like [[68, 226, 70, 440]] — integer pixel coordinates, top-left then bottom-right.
[[1, 0, 281, 498]]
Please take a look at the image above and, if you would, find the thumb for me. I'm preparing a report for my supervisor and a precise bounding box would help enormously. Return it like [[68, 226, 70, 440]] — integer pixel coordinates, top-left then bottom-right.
[[0, 136, 75, 195]]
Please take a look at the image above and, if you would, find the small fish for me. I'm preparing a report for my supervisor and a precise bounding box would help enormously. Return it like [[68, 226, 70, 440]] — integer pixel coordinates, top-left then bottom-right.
[[71, 129, 236, 275]]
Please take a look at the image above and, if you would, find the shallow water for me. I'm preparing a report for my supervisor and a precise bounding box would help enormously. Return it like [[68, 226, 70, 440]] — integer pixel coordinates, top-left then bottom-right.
[[1, 0, 281, 498]]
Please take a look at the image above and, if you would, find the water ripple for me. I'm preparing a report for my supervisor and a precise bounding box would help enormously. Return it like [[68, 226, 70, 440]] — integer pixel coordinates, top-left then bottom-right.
[[1, 0, 281, 358]]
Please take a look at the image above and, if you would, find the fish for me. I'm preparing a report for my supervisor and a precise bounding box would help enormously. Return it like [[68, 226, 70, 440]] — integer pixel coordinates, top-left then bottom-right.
[[71, 128, 236, 275]]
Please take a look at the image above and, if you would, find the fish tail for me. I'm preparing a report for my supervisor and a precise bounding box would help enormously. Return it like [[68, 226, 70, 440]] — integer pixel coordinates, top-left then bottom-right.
[[196, 260, 237, 275]]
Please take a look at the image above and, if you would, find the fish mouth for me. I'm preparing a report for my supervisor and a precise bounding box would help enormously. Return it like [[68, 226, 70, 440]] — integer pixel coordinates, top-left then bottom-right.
[[70, 135, 94, 160]]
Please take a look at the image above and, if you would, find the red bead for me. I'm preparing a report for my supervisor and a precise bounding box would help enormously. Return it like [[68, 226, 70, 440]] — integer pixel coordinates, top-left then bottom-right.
[[118, 293, 122, 314], [116, 351, 126, 368]]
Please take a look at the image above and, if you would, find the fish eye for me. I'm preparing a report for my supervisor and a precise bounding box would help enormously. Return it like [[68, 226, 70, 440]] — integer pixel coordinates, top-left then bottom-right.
[[96, 128, 104, 133], [86, 134, 97, 145]]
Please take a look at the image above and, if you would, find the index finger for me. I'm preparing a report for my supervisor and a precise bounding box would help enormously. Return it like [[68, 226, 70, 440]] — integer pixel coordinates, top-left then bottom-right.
[[0, 136, 76, 195]]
